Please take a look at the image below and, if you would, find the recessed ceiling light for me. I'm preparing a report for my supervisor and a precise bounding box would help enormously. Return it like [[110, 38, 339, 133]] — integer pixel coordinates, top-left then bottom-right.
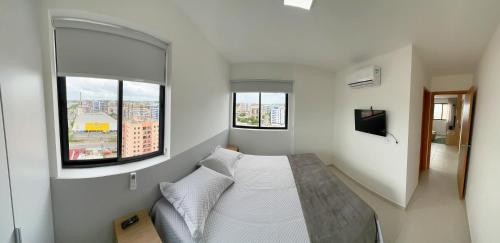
[[284, 0, 314, 10]]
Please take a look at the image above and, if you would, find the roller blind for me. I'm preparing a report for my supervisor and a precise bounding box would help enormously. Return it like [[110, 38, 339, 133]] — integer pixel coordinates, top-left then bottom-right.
[[230, 80, 294, 93], [53, 18, 167, 84]]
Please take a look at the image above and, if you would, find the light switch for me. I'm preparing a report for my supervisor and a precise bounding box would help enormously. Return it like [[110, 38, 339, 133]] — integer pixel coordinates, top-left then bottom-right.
[[130, 172, 137, 191]]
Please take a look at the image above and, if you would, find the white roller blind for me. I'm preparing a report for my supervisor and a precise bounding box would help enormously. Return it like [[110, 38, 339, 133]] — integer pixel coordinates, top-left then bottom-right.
[[230, 80, 294, 93], [53, 18, 167, 84]]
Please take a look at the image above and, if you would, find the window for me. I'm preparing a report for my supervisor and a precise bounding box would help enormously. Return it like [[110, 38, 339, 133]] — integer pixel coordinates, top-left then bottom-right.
[[433, 103, 451, 120], [233, 92, 288, 129], [58, 76, 165, 167]]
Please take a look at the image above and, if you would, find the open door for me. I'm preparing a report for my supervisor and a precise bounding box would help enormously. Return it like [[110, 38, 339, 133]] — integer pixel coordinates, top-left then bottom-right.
[[457, 87, 476, 199]]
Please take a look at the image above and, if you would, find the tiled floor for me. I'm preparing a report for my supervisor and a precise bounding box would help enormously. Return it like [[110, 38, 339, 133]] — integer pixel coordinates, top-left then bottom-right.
[[328, 143, 471, 243]]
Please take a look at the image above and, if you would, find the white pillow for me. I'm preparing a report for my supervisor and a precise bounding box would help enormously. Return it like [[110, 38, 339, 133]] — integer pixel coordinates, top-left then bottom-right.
[[159, 166, 234, 241], [198, 146, 243, 177]]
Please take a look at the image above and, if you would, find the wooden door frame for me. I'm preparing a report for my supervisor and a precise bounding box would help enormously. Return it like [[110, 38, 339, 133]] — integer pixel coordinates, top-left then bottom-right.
[[419, 88, 431, 171], [420, 89, 468, 171]]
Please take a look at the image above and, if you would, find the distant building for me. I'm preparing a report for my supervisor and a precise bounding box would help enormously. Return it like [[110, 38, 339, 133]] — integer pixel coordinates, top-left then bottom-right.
[[92, 100, 108, 113], [123, 102, 153, 121], [150, 104, 160, 120], [271, 106, 285, 126], [72, 112, 118, 133], [250, 104, 259, 117], [68, 148, 85, 160], [121, 120, 160, 158], [80, 100, 92, 113], [237, 103, 249, 116]]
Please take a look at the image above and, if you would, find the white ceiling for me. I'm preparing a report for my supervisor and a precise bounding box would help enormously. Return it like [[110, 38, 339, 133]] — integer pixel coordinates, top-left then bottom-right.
[[172, 0, 500, 75]]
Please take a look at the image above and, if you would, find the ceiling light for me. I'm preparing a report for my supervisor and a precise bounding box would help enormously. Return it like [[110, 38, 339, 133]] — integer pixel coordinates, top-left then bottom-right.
[[284, 0, 314, 10]]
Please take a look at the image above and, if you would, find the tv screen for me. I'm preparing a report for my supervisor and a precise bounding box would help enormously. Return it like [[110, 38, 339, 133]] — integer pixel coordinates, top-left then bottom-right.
[[354, 109, 387, 137]]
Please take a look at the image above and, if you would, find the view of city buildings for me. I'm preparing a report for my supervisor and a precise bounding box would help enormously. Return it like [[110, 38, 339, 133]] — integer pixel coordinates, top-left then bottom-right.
[[121, 101, 160, 158], [235, 93, 286, 127], [66, 77, 160, 160], [67, 100, 116, 160]]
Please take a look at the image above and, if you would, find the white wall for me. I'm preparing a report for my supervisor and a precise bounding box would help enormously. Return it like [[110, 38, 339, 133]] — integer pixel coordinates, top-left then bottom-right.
[[229, 63, 335, 163], [430, 74, 473, 91], [406, 49, 429, 205], [465, 23, 500, 243], [0, 0, 54, 242], [332, 45, 425, 207]]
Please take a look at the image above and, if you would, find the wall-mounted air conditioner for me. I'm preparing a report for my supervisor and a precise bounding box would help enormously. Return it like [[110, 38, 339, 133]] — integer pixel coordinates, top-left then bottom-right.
[[347, 65, 381, 88]]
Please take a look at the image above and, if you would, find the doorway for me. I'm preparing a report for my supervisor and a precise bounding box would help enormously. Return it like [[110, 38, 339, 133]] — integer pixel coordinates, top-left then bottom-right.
[[419, 88, 476, 199]]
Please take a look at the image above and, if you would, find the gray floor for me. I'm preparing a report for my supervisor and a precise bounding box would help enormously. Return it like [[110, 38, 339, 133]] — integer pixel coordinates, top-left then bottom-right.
[[328, 144, 470, 243]]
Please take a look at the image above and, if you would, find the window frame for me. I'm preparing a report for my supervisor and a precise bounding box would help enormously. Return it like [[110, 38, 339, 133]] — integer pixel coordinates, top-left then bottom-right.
[[57, 76, 165, 168], [232, 92, 288, 130]]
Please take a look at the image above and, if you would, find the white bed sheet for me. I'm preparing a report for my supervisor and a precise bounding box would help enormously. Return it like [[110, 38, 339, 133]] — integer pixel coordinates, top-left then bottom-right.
[[153, 155, 310, 243]]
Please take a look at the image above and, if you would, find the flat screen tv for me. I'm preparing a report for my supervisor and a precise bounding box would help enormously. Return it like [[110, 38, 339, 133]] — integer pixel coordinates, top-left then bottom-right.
[[354, 109, 387, 137]]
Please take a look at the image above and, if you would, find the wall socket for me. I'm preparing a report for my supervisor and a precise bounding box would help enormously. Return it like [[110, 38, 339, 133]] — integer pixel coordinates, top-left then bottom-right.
[[130, 172, 137, 191]]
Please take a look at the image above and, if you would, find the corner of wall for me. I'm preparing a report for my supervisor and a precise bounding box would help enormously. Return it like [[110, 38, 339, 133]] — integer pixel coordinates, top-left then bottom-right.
[[404, 46, 428, 206]]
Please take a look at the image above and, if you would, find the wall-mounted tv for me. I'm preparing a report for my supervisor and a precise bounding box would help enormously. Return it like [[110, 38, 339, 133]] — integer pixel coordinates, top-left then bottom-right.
[[354, 109, 387, 137]]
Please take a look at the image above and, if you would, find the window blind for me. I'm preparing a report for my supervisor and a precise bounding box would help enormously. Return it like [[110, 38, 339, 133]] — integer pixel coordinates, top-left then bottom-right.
[[230, 80, 294, 93], [53, 18, 167, 85]]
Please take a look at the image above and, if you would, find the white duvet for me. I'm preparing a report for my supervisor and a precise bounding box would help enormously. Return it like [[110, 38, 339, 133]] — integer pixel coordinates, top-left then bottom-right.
[[152, 155, 310, 243]]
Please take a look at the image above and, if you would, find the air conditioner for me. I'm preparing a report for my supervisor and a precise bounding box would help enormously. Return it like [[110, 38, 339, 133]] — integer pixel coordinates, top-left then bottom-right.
[[347, 65, 381, 88]]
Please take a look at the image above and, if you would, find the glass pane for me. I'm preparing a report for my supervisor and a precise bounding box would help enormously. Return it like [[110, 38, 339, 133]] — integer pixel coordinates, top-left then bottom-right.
[[234, 93, 259, 127], [261, 93, 287, 128], [122, 81, 161, 158], [433, 104, 443, 119], [66, 77, 118, 160]]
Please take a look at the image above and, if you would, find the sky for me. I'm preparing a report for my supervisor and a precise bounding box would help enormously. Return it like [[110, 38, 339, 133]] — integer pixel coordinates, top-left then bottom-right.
[[66, 77, 159, 101], [236, 93, 286, 105]]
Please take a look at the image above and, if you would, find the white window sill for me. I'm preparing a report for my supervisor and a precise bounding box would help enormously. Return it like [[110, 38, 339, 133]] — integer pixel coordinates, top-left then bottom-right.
[[55, 155, 170, 179]]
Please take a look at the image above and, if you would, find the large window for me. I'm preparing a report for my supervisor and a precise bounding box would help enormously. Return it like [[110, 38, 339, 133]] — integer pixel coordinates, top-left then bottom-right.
[[58, 76, 165, 167], [433, 103, 451, 120], [233, 92, 288, 129]]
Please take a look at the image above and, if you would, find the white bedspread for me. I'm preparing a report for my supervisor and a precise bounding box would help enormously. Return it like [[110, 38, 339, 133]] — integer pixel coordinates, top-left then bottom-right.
[[152, 155, 310, 243]]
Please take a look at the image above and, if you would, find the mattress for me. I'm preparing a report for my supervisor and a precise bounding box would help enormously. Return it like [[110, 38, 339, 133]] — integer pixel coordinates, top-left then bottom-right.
[[152, 155, 310, 243]]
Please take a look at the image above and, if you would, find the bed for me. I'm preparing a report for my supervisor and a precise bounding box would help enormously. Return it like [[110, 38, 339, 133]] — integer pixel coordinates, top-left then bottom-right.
[[151, 153, 381, 243]]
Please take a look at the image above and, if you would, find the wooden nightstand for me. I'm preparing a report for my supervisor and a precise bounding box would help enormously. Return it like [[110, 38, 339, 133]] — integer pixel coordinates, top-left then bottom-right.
[[226, 145, 240, 152], [113, 209, 162, 243]]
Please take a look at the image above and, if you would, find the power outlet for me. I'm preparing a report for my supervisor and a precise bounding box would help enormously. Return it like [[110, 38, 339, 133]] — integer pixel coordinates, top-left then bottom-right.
[[130, 172, 137, 191]]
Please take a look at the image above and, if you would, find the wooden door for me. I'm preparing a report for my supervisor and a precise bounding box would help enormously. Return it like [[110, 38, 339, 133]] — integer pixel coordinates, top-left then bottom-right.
[[420, 88, 431, 171], [457, 87, 476, 199]]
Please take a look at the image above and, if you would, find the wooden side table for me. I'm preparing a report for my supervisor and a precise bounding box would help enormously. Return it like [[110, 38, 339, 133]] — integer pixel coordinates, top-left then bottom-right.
[[114, 209, 162, 243], [226, 145, 240, 152]]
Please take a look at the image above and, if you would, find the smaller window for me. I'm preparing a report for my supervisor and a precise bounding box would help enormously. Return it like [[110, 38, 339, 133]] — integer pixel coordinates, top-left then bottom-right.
[[233, 92, 288, 129]]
